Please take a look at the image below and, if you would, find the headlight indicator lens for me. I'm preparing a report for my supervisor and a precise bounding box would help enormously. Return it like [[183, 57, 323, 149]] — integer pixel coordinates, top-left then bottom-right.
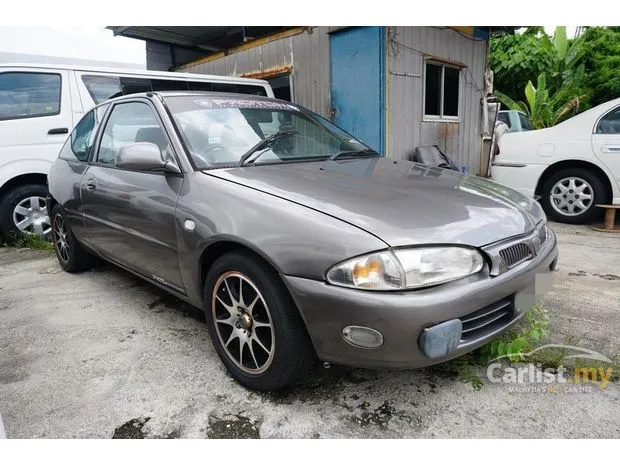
[[326, 247, 484, 291]]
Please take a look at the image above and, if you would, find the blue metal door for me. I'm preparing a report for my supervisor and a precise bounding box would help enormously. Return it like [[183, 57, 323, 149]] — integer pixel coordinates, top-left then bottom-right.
[[330, 27, 385, 154]]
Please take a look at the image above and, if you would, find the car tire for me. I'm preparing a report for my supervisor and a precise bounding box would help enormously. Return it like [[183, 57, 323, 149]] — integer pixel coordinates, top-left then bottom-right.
[[540, 168, 606, 224], [0, 183, 51, 242], [203, 250, 315, 391], [50, 204, 96, 273]]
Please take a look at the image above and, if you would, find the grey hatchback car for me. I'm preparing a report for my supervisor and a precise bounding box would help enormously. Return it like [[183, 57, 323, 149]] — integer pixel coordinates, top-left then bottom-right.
[[47, 92, 558, 390]]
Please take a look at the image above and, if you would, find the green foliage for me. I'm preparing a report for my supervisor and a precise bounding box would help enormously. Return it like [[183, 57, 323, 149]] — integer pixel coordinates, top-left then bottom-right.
[[478, 304, 550, 362], [577, 27, 620, 107], [490, 27, 620, 119], [495, 73, 583, 128], [490, 31, 556, 101], [434, 357, 484, 391], [434, 305, 550, 390], [1, 233, 53, 251]]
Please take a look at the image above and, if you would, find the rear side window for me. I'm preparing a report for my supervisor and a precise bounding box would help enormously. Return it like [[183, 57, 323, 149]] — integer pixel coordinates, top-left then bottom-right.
[[596, 107, 620, 134], [58, 105, 108, 162], [0, 72, 61, 120]]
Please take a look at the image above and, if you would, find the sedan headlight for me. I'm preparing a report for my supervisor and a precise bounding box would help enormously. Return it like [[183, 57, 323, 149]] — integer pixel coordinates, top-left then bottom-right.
[[326, 247, 484, 290]]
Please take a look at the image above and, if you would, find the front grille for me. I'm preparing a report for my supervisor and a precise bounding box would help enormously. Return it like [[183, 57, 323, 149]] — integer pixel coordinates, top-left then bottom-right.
[[459, 298, 514, 343], [499, 242, 532, 268]]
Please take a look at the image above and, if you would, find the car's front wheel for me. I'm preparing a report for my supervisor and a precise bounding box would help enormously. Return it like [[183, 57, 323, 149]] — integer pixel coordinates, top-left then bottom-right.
[[50, 204, 96, 273], [540, 168, 606, 224], [204, 251, 315, 390]]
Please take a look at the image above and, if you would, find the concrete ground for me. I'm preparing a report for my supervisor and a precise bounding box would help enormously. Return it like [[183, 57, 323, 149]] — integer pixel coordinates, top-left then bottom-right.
[[0, 222, 618, 439]]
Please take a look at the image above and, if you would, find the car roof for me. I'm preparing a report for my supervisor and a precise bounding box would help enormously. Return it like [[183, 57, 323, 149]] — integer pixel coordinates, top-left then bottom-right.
[[0, 62, 269, 85]]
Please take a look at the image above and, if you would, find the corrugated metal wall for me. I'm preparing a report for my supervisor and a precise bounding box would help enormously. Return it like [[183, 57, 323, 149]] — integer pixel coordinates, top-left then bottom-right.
[[180, 26, 487, 174], [180, 27, 332, 118], [388, 27, 487, 174]]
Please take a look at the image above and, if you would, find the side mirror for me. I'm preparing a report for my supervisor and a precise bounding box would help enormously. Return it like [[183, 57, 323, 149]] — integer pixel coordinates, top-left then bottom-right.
[[116, 142, 180, 174]]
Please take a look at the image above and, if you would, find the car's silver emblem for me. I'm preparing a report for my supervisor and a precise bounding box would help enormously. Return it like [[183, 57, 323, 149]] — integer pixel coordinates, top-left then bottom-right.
[[184, 219, 195, 232]]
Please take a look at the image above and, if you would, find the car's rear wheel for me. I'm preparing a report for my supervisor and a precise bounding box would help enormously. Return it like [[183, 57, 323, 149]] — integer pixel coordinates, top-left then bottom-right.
[[0, 184, 51, 242], [203, 251, 315, 390], [50, 204, 96, 273], [540, 168, 606, 224]]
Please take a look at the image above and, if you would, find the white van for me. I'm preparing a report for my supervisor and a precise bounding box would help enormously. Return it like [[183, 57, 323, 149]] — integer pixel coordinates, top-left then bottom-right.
[[0, 64, 273, 239]]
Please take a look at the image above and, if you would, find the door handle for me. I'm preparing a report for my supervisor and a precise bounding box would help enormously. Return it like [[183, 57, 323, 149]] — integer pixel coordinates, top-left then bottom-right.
[[48, 127, 69, 135], [84, 178, 97, 191], [601, 145, 620, 153]]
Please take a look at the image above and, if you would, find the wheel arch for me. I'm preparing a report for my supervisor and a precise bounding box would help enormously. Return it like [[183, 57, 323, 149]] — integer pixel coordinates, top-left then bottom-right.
[[534, 159, 613, 203], [0, 172, 49, 201], [198, 239, 284, 302]]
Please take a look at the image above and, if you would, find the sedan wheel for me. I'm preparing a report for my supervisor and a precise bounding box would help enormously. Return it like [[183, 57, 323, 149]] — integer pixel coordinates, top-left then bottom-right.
[[212, 272, 275, 374], [540, 168, 606, 224], [549, 176, 593, 217], [204, 251, 315, 390]]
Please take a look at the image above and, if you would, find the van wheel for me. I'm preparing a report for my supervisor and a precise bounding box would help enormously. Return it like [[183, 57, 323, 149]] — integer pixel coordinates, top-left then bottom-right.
[[50, 204, 96, 272], [0, 184, 51, 242], [540, 168, 606, 224], [203, 251, 315, 391]]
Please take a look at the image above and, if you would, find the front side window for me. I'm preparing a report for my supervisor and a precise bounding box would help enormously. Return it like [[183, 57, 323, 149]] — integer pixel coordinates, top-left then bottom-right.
[[98, 102, 169, 166], [596, 107, 620, 134], [165, 96, 372, 169], [424, 62, 460, 119], [58, 105, 108, 162], [0, 72, 61, 120]]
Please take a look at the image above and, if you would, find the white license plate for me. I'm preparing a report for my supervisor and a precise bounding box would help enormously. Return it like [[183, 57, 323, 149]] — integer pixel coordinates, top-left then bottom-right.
[[515, 272, 554, 312]]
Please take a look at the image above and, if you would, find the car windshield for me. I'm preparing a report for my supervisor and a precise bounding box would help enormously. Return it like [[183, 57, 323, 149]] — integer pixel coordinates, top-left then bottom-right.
[[164, 95, 374, 169]]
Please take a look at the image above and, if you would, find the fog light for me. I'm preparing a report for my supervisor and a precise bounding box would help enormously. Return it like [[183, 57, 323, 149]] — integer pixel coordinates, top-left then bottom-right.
[[342, 326, 384, 349], [419, 319, 462, 358]]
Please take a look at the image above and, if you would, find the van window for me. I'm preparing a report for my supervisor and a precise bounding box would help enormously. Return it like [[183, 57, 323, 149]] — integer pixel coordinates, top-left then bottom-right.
[[82, 75, 152, 103], [0, 72, 61, 120], [151, 79, 189, 91], [82, 75, 123, 103], [82, 74, 268, 104]]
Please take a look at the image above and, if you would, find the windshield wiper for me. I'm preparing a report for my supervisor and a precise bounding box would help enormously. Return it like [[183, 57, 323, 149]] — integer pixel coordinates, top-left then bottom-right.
[[328, 149, 379, 161], [237, 130, 299, 166]]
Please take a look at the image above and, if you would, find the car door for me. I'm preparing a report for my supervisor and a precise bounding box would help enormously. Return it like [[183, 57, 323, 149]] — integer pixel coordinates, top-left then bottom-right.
[[81, 99, 185, 292], [592, 105, 620, 191]]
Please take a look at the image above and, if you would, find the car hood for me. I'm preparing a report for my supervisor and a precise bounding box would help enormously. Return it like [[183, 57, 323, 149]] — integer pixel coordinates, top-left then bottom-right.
[[203, 158, 544, 247]]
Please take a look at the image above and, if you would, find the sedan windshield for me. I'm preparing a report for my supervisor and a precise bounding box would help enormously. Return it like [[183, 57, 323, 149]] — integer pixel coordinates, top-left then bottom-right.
[[164, 95, 375, 169]]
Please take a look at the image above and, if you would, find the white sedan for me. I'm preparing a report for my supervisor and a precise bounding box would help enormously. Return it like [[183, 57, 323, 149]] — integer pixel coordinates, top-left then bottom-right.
[[491, 97, 620, 224]]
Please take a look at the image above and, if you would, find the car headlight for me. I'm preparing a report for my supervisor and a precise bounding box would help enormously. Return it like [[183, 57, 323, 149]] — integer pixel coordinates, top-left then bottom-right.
[[326, 246, 484, 290]]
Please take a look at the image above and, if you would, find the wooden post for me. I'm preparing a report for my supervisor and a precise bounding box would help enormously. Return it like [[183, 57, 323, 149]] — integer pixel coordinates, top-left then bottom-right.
[[603, 207, 616, 230]]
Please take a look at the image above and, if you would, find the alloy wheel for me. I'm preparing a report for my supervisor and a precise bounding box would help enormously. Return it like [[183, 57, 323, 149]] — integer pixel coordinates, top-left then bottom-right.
[[12, 196, 51, 237], [212, 271, 275, 374], [53, 214, 70, 263], [549, 177, 593, 217]]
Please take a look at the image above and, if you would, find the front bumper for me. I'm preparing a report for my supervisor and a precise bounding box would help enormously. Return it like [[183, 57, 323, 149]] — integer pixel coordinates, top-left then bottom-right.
[[282, 230, 559, 369]]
